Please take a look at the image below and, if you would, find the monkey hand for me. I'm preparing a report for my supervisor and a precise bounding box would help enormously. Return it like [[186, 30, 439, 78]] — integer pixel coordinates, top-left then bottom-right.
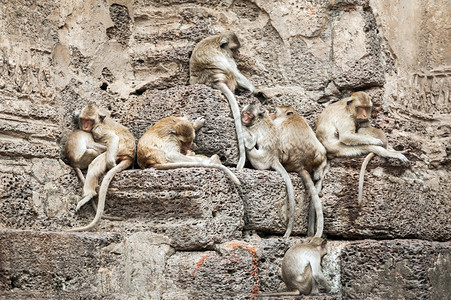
[[392, 151, 409, 162], [192, 116, 205, 130], [106, 157, 117, 169]]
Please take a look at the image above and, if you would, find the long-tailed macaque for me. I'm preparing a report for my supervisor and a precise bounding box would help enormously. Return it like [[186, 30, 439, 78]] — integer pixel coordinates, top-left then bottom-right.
[[241, 102, 295, 238], [67, 103, 136, 232], [271, 106, 328, 238], [316, 91, 408, 204], [137, 116, 240, 185], [64, 129, 106, 183], [257, 237, 330, 297], [190, 32, 255, 170]]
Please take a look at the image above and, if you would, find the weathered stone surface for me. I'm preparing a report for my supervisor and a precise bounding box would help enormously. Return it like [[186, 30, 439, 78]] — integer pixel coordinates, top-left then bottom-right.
[[341, 240, 451, 299], [322, 157, 451, 241], [0, 229, 121, 299], [83, 167, 244, 250]]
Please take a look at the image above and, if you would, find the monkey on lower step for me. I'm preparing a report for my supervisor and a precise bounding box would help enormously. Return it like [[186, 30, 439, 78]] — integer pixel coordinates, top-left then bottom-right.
[[66, 103, 136, 232], [257, 237, 331, 297], [137, 116, 240, 185]]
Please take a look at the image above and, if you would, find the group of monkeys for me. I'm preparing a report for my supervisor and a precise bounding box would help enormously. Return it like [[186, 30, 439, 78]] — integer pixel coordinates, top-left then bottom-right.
[[63, 32, 409, 296]]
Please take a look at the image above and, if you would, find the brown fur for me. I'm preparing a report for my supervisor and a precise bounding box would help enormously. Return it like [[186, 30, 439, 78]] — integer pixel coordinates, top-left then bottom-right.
[[272, 105, 328, 237]]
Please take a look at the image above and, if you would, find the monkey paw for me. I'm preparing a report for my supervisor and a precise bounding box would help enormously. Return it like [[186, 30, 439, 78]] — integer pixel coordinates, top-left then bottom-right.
[[193, 116, 206, 130], [76, 193, 96, 211]]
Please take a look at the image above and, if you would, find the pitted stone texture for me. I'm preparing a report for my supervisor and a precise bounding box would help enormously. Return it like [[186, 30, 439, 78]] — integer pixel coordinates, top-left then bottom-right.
[[111, 84, 256, 166], [235, 169, 310, 236], [322, 158, 451, 241], [341, 240, 451, 299], [0, 229, 121, 299], [82, 167, 245, 250], [163, 241, 260, 300]]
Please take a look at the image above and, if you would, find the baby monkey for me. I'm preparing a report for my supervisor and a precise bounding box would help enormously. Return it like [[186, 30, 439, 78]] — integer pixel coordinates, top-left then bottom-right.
[[137, 116, 240, 185], [241, 102, 295, 238], [65, 129, 106, 183], [257, 237, 330, 297]]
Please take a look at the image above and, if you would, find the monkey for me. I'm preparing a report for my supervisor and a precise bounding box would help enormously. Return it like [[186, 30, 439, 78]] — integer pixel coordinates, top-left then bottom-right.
[[271, 105, 328, 238], [190, 32, 255, 170], [66, 103, 136, 232], [240, 102, 295, 238], [137, 116, 240, 185], [64, 129, 106, 183], [257, 237, 330, 297], [315, 91, 408, 204]]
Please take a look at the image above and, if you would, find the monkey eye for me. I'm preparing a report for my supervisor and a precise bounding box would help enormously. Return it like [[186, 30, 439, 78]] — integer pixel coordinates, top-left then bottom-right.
[[287, 111, 294, 116], [258, 113, 264, 119]]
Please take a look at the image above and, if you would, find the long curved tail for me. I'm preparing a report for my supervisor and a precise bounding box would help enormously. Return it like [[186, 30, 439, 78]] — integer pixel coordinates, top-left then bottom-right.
[[273, 160, 295, 238], [358, 153, 375, 205], [299, 169, 324, 237], [67, 159, 132, 232], [154, 162, 240, 185], [216, 82, 246, 170]]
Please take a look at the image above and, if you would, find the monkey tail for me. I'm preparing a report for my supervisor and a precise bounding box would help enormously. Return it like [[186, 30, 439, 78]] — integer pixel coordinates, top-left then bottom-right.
[[358, 153, 375, 205], [67, 159, 132, 232], [273, 160, 295, 238], [299, 169, 324, 238], [216, 82, 246, 170], [255, 290, 300, 297], [154, 162, 240, 185]]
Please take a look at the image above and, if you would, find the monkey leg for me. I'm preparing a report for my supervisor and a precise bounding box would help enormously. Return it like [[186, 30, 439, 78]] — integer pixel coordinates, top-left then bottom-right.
[[68, 159, 132, 232], [300, 170, 324, 238], [74, 168, 86, 184], [78, 154, 107, 211]]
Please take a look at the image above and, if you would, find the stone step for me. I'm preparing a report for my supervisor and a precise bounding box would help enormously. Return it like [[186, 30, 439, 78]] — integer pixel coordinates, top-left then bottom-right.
[[1, 229, 449, 299]]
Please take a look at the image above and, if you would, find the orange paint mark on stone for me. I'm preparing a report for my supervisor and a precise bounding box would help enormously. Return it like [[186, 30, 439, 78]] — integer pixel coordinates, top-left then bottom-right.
[[192, 254, 210, 275], [225, 242, 261, 297]]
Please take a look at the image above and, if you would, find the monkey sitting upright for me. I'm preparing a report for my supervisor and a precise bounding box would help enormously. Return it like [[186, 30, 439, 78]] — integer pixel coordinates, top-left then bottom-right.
[[137, 116, 240, 185], [190, 32, 255, 170], [271, 105, 328, 238], [257, 237, 331, 297], [241, 102, 295, 238], [316, 91, 408, 203], [66, 103, 136, 232]]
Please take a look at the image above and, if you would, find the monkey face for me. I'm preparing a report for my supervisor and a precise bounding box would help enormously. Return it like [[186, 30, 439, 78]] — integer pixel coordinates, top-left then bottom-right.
[[355, 106, 372, 122], [80, 118, 95, 132], [241, 109, 255, 127]]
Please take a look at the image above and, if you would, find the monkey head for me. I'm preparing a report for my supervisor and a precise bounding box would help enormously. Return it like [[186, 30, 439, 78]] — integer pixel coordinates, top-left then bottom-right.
[[270, 105, 295, 121], [169, 119, 196, 153], [241, 102, 266, 127], [219, 32, 241, 58], [309, 237, 328, 257], [347, 92, 373, 124], [78, 103, 106, 132]]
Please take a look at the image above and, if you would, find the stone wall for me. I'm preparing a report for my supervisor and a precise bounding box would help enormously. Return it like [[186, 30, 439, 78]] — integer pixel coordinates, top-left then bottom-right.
[[0, 0, 450, 299]]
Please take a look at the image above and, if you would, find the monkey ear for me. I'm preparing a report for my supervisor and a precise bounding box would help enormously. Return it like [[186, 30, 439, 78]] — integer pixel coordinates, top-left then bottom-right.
[[346, 99, 354, 106], [286, 111, 294, 116], [99, 112, 107, 122], [169, 128, 176, 135], [220, 37, 228, 48], [321, 239, 327, 247], [73, 110, 80, 118]]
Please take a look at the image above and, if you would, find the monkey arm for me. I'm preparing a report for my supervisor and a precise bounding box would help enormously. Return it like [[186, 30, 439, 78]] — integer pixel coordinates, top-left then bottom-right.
[[243, 130, 256, 150], [87, 141, 107, 152], [104, 133, 120, 169], [339, 131, 384, 146], [235, 72, 255, 93], [192, 116, 205, 131], [310, 259, 331, 293]]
